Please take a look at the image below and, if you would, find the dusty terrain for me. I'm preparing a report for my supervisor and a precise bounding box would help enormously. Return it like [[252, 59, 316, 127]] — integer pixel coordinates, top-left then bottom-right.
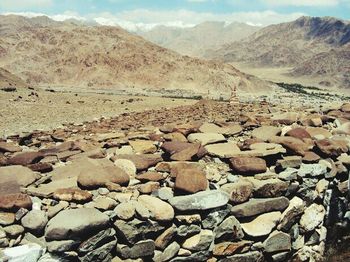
[[0, 87, 196, 138]]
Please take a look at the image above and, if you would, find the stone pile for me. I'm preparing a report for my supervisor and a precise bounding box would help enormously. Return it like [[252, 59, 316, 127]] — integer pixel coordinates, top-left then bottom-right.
[[0, 100, 349, 262]]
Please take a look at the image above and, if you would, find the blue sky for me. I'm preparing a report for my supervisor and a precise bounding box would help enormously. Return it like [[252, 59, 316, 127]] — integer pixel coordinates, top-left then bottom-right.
[[0, 0, 349, 30]]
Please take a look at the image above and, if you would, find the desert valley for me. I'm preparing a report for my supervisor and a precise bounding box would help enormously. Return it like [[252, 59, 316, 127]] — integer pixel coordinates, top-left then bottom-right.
[[0, 1, 350, 261]]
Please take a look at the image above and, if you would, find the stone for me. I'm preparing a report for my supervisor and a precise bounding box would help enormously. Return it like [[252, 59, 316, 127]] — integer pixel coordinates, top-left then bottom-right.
[[220, 251, 263, 262], [137, 172, 163, 182], [117, 239, 155, 259], [245, 177, 288, 198], [278, 196, 304, 231], [212, 241, 252, 256], [177, 224, 201, 238], [77, 161, 129, 189], [162, 241, 180, 261], [175, 168, 208, 193], [298, 163, 328, 177], [138, 181, 160, 194], [204, 142, 241, 158], [155, 225, 177, 250], [182, 230, 214, 251], [231, 197, 289, 218], [114, 219, 164, 245], [221, 182, 253, 204], [114, 201, 136, 220], [202, 208, 229, 229], [229, 157, 266, 175], [251, 126, 281, 141], [276, 156, 302, 170], [214, 216, 244, 241], [0, 165, 38, 187], [27, 162, 53, 173], [26, 177, 77, 198], [0, 243, 44, 262], [286, 128, 311, 140], [53, 188, 92, 202], [0, 193, 32, 211], [263, 231, 291, 253], [47, 240, 79, 253], [7, 151, 44, 166], [0, 142, 22, 153], [300, 203, 326, 232], [91, 197, 117, 211], [113, 159, 137, 176], [305, 127, 332, 139], [170, 162, 202, 178], [269, 136, 310, 156], [45, 208, 109, 240], [303, 151, 321, 163], [187, 133, 226, 146], [169, 190, 229, 211], [176, 214, 201, 225], [161, 142, 204, 161], [114, 154, 162, 171], [315, 139, 348, 157], [78, 228, 116, 253], [4, 224, 24, 237], [241, 211, 281, 237], [129, 140, 157, 154], [138, 195, 174, 222], [0, 212, 15, 226], [21, 210, 48, 233], [80, 240, 116, 262]]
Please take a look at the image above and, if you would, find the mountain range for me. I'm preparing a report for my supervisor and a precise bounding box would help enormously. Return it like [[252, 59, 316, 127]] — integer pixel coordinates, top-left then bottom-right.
[[205, 16, 350, 89], [138, 21, 260, 58], [0, 15, 269, 99]]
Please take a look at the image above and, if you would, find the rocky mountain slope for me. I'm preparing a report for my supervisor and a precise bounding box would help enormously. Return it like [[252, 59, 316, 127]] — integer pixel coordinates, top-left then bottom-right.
[[209, 16, 350, 89], [0, 67, 27, 88], [138, 21, 260, 57], [0, 15, 269, 99]]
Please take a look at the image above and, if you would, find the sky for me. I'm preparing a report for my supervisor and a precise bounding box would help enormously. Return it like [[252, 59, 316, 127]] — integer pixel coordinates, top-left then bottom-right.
[[0, 0, 349, 31]]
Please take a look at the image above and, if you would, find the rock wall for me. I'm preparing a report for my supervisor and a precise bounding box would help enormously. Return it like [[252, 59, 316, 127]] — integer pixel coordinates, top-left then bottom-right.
[[0, 101, 349, 262]]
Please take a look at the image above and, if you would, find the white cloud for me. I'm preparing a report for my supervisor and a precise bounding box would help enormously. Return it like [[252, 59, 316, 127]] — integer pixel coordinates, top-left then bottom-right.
[[0, 0, 53, 10], [1, 9, 305, 31], [262, 0, 339, 6]]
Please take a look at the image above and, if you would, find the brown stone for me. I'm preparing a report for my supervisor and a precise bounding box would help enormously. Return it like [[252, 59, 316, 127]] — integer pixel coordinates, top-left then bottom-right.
[[53, 188, 92, 202], [175, 168, 208, 193], [7, 151, 44, 166], [170, 162, 202, 178], [286, 128, 312, 140], [303, 152, 321, 163], [113, 154, 162, 171], [27, 162, 53, 173], [0, 165, 38, 188], [229, 157, 267, 175], [221, 181, 253, 204], [0, 142, 22, 153], [78, 164, 129, 189], [0, 193, 32, 211], [269, 136, 310, 156], [315, 139, 348, 157], [138, 182, 160, 194], [137, 172, 163, 182], [161, 141, 203, 161], [213, 241, 252, 256]]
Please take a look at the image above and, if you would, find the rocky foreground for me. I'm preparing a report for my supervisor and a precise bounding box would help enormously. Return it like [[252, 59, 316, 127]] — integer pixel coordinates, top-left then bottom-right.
[[0, 100, 349, 261]]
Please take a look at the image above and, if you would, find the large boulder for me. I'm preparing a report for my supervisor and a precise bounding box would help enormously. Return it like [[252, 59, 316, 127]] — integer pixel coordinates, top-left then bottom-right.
[[45, 208, 109, 240]]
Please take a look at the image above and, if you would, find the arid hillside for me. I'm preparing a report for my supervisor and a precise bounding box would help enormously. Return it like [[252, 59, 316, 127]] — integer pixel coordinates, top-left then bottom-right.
[[0, 15, 270, 99], [0, 67, 27, 88], [208, 16, 350, 89], [138, 21, 260, 57]]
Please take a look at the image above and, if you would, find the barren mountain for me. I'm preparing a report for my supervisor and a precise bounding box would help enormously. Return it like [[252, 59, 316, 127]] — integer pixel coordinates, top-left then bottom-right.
[[0, 67, 27, 88], [138, 21, 260, 57], [209, 16, 350, 88], [0, 15, 270, 99]]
